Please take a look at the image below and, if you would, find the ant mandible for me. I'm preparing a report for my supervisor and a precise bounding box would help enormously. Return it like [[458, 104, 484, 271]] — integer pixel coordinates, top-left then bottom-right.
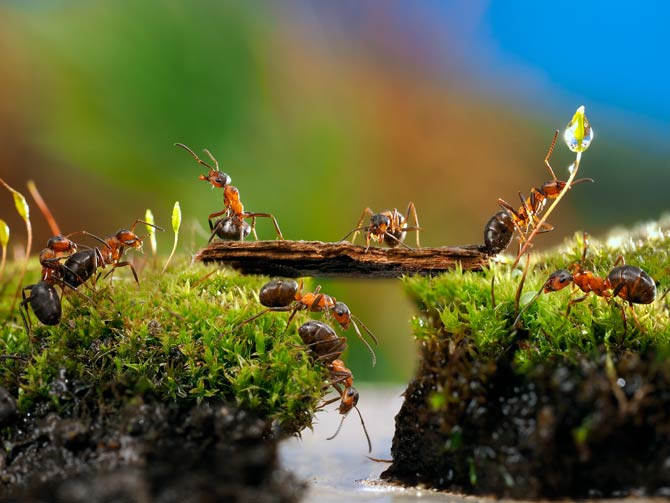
[[341, 202, 421, 251], [241, 280, 378, 366], [497, 131, 593, 244], [174, 143, 284, 241], [516, 233, 656, 331]]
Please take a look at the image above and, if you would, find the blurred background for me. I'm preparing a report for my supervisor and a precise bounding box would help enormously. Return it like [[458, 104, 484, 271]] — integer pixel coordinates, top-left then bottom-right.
[[0, 0, 668, 381]]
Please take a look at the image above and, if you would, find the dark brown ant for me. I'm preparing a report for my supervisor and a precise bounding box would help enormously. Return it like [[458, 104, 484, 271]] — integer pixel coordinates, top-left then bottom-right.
[[241, 280, 378, 365], [498, 131, 593, 243], [342, 202, 421, 251], [515, 234, 656, 330], [175, 143, 284, 240]]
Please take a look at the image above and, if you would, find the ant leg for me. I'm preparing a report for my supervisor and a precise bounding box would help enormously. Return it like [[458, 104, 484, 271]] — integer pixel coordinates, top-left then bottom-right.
[[207, 209, 228, 231], [239, 305, 293, 327], [498, 199, 528, 243], [544, 130, 559, 181], [244, 213, 284, 240], [383, 232, 414, 251], [19, 286, 34, 335], [612, 255, 625, 267], [405, 202, 421, 248], [342, 208, 374, 244], [566, 294, 589, 317], [81, 231, 112, 250], [103, 261, 139, 286]]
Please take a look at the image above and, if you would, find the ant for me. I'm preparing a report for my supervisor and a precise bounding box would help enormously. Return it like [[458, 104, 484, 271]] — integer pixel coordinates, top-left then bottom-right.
[[70, 219, 164, 286], [341, 202, 421, 251], [296, 320, 371, 451], [175, 143, 284, 240], [498, 131, 593, 243], [515, 233, 656, 331], [241, 280, 378, 365]]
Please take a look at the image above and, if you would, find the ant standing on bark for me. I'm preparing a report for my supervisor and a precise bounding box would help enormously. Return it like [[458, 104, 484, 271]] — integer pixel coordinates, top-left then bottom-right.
[[342, 202, 421, 251], [175, 143, 284, 241], [515, 233, 656, 331]]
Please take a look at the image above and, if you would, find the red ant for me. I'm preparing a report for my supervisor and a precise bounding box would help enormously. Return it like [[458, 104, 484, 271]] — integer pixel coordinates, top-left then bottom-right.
[[296, 319, 371, 451], [175, 143, 284, 240], [63, 219, 163, 287], [515, 234, 656, 331], [497, 131, 593, 244], [342, 202, 421, 251], [241, 280, 378, 365]]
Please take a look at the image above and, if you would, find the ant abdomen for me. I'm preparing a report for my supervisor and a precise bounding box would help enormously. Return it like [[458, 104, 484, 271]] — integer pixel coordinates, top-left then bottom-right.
[[24, 281, 61, 326], [608, 265, 656, 304], [484, 211, 514, 255], [258, 279, 299, 307]]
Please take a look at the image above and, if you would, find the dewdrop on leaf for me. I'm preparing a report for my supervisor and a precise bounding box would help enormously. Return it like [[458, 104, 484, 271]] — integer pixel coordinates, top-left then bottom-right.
[[564, 105, 594, 153]]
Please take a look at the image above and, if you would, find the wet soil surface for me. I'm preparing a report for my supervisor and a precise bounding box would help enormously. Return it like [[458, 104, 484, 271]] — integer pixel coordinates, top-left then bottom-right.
[[381, 335, 670, 499], [0, 399, 304, 502]]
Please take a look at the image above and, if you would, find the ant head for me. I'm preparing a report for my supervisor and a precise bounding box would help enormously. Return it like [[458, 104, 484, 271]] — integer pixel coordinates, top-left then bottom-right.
[[199, 170, 231, 189], [369, 213, 391, 233], [338, 387, 359, 414], [47, 235, 77, 253], [332, 302, 351, 329], [115, 229, 142, 249], [544, 269, 573, 293], [540, 180, 567, 198]]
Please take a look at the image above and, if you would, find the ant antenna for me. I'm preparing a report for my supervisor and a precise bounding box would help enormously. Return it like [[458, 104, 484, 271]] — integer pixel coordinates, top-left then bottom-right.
[[326, 406, 372, 453], [202, 148, 220, 172], [174, 142, 215, 171]]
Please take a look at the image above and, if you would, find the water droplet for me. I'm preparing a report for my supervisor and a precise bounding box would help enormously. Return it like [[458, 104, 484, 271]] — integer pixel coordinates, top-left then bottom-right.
[[617, 378, 626, 387], [564, 106, 594, 152]]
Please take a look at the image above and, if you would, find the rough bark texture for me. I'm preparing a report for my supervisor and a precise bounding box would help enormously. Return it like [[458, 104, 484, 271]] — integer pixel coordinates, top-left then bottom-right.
[[195, 240, 491, 278]]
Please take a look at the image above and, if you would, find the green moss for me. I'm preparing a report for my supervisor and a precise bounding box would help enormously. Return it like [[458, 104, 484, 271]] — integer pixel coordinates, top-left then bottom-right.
[[0, 259, 326, 434], [405, 219, 670, 370]]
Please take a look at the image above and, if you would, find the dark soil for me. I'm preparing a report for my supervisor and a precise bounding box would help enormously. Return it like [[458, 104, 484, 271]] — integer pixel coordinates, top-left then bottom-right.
[[381, 332, 670, 498], [0, 397, 305, 503]]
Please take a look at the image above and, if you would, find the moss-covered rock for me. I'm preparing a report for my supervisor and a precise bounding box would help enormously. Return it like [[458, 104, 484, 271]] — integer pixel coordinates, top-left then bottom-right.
[[0, 259, 325, 499], [382, 219, 670, 498]]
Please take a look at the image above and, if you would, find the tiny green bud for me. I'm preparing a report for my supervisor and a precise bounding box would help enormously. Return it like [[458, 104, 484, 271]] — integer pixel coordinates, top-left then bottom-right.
[[145, 208, 157, 255], [171, 201, 182, 234], [564, 105, 594, 152], [0, 219, 8, 247]]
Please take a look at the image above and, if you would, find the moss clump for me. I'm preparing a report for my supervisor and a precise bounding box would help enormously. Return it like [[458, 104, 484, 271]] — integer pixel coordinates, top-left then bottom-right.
[[382, 219, 670, 498], [0, 259, 326, 498]]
